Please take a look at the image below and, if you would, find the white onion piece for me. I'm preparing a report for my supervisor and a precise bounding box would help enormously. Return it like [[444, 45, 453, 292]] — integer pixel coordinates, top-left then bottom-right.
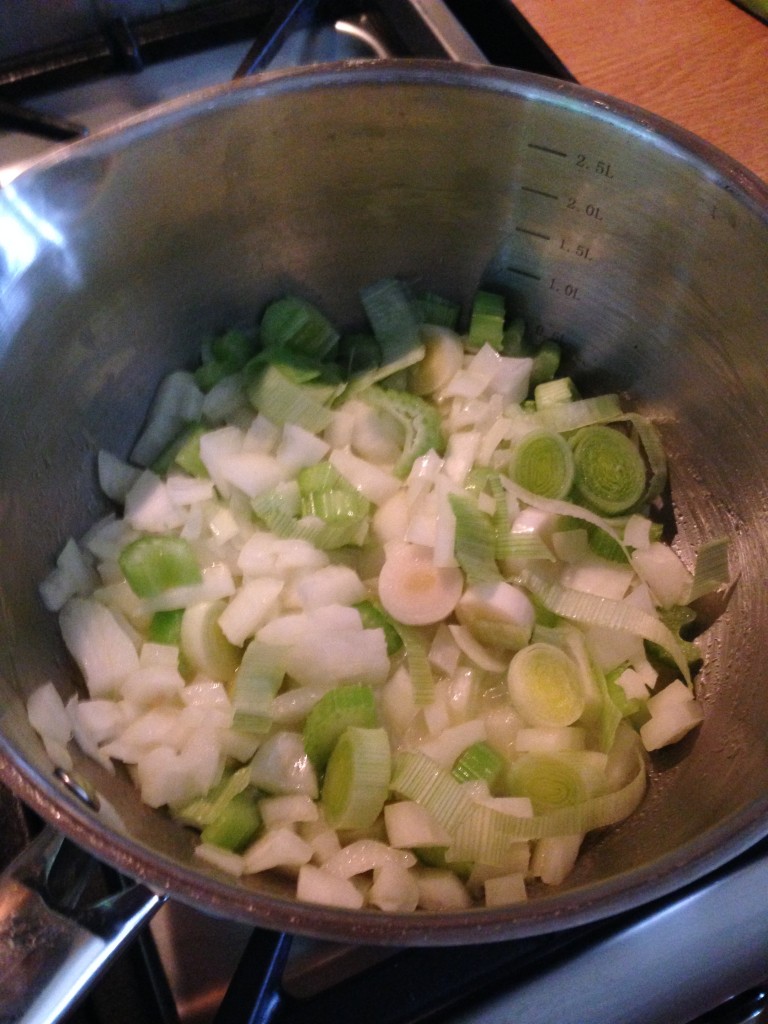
[[59, 597, 139, 697]]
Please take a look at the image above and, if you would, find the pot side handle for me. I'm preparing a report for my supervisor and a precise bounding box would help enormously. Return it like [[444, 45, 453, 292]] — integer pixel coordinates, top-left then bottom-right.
[[0, 826, 165, 1024]]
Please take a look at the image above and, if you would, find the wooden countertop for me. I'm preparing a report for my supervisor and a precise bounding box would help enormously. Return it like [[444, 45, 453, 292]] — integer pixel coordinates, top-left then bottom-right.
[[512, 0, 768, 183]]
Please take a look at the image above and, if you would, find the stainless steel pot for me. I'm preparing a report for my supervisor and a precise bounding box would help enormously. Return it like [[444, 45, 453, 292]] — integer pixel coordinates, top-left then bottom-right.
[[1, 58, 767, 1013]]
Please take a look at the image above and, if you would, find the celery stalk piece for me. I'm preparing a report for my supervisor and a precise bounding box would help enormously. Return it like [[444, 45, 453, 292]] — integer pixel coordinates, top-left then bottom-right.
[[354, 600, 403, 655], [260, 296, 340, 360], [246, 362, 337, 432], [448, 493, 501, 584], [321, 726, 391, 829], [119, 535, 202, 598], [451, 741, 505, 790], [201, 788, 263, 853], [467, 290, 505, 351], [302, 685, 378, 774], [231, 640, 287, 734], [359, 277, 422, 364], [148, 608, 184, 646], [362, 385, 445, 479]]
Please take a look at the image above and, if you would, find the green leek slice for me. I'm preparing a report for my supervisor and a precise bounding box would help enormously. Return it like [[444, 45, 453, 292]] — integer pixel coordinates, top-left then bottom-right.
[[504, 752, 587, 813], [119, 535, 202, 598], [396, 624, 436, 706], [571, 425, 646, 515], [321, 726, 391, 829], [416, 291, 461, 330], [509, 429, 575, 500], [148, 608, 184, 646], [303, 685, 379, 774], [515, 568, 692, 686], [449, 493, 501, 584], [507, 643, 586, 728]]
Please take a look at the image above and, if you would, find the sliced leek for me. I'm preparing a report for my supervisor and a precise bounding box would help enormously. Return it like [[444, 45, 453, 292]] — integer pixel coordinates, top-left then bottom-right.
[[322, 726, 391, 829]]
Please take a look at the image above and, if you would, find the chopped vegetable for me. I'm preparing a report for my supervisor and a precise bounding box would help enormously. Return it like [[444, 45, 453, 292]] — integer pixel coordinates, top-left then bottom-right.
[[33, 279, 729, 914]]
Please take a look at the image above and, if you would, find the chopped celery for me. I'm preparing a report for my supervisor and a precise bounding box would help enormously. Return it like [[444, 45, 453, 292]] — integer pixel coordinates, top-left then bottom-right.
[[303, 685, 378, 773], [246, 362, 338, 432], [467, 290, 505, 351], [231, 640, 287, 733], [152, 421, 208, 477], [119, 535, 202, 598], [416, 291, 461, 330], [359, 278, 421, 364], [363, 385, 445, 478], [449, 493, 501, 584], [260, 296, 340, 360], [201, 787, 263, 852], [148, 608, 184, 646], [354, 600, 403, 655], [452, 741, 505, 790]]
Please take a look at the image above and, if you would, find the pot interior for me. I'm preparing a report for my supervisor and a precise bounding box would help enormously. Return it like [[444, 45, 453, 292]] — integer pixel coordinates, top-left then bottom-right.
[[1, 62, 767, 944]]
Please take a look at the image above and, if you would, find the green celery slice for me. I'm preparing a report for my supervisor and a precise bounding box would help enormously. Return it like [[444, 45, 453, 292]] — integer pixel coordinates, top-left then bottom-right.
[[231, 640, 287, 734], [260, 296, 340, 360], [201, 787, 263, 852], [449, 493, 501, 584], [354, 600, 403, 655], [246, 362, 337, 432], [359, 277, 421, 365], [452, 741, 505, 790], [119, 535, 202, 598], [467, 290, 505, 351], [148, 608, 185, 645], [362, 385, 445, 479], [303, 685, 378, 774]]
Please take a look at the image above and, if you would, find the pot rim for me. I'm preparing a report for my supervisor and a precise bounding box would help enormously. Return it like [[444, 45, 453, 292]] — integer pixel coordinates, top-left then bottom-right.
[[2, 58, 768, 944]]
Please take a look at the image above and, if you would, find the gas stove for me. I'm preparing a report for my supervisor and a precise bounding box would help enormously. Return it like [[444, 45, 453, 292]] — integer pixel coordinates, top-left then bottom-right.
[[1, 4, 767, 1024]]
